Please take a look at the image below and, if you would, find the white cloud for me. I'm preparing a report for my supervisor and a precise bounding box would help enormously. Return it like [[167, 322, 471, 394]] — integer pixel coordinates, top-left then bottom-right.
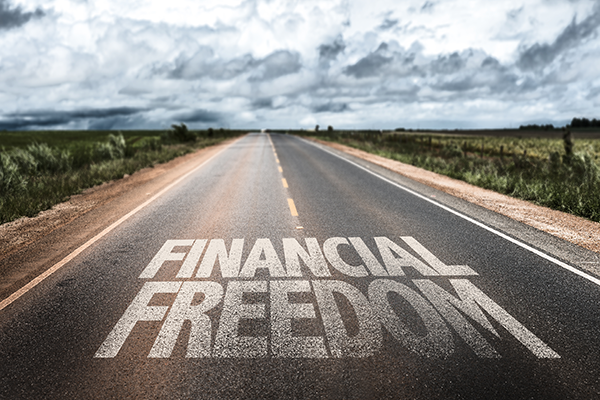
[[0, 0, 598, 130]]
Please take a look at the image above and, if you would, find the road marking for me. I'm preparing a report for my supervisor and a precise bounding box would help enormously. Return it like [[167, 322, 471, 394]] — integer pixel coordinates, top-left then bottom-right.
[[0, 137, 243, 313], [282, 178, 288, 188], [279, 166, 283, 173], [301, 137, 600, 288], [97, 236, 559, 359], [288, 198, 299, 216]]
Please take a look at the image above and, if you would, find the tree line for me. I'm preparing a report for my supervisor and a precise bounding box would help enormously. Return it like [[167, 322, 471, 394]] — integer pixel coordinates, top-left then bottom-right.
[[519, 117, 600, 130]]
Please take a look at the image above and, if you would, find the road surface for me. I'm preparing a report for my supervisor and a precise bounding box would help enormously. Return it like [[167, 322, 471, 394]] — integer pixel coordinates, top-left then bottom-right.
[[1, 132, 600, 399]]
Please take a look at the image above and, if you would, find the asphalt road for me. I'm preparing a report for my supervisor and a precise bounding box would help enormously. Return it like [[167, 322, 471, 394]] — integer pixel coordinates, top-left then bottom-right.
[[1, 132, 600, 399]]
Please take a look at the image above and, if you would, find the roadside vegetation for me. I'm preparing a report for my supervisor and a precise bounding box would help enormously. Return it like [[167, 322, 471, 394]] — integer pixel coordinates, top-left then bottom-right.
[[294, 129, 600, 223], [0, 125, 244, 224]]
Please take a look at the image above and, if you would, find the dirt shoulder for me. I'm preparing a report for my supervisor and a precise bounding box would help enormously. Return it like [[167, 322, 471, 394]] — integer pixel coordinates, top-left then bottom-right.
[[310, 138, 600, 254], [0, 139, 239, 264]]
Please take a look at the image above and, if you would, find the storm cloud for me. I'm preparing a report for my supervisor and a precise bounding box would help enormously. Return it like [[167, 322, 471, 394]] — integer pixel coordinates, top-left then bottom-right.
[[0, 0, 598, 130], [518, 4, 600, 70], [0, 108, 147, 130], [0, 0, 44, 30]]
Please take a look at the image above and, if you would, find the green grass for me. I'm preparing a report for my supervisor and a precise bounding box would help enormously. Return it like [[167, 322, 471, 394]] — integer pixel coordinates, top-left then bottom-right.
[[0, 128, 245, 224], [293, 130, 600, 223], [0, 130, 162, 150]]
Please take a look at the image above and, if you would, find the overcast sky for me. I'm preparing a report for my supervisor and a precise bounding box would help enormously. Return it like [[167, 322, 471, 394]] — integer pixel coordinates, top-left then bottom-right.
[[0, 0, 599, 130]]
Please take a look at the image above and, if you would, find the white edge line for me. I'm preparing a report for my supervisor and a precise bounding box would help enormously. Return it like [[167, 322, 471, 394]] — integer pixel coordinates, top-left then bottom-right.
[[0, 137, 242, 312], [299, 136, 600, 288]]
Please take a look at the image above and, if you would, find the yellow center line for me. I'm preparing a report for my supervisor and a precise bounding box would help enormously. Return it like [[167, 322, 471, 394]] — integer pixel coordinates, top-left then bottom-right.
[[287, 198, 298, 216], [268, 134, 296, 218]]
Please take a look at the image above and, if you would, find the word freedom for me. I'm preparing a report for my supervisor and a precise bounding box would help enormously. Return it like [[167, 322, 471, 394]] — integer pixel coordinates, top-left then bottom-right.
[[96, 237, 559, 359]]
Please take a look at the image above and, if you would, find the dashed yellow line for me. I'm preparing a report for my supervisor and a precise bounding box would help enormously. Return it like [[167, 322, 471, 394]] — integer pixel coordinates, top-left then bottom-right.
[[268, 134, 298, 217], [287, 198, 298, 216]]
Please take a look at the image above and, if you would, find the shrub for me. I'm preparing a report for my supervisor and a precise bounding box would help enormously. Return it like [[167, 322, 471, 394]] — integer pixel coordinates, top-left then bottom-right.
[[162, 123, 196, 143], [0, 153, 27, 194], [10, 148, 38, 175], [27, 143, 71, 173]]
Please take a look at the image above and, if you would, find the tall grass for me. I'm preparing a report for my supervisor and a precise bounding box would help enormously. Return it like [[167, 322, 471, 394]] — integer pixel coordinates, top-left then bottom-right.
[[297, 130, 600, 223], [0, 128, 242, 224]]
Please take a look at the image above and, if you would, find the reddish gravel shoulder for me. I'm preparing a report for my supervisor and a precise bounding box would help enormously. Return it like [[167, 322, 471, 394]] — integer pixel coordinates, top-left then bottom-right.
[[312, 138, 600, 254]]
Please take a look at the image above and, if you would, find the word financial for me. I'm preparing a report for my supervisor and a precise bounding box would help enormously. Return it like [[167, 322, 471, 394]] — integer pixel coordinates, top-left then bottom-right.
[[95, 237, 559, 359]]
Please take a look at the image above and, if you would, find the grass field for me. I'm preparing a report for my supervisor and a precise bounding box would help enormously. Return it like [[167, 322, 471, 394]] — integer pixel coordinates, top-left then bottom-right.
[[0, 130, 163, 150], [0, 127, 246, 224], [292, 129, 600, 223]]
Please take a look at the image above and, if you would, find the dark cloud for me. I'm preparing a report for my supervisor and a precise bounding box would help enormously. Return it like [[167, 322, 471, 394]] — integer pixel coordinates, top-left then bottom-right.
[[430, 52, 465, 74], [168, 47, 215, 80], [481, 56, 501, 68], [251, 98, 274, 109], [518, 5, 600, 70], [216, 55, 254, 80], [171, 109, 221, 123], [312, 102, 348, 113], [318, 37, 345, 61], [248, 50, 301, 81], [167, 50, 301, 82], [0, 0, 44, 30], [378, 18, 398, 31], [0, 107, 146, 130], [344, 43, 392, 78], [421, 1, 436, 13]]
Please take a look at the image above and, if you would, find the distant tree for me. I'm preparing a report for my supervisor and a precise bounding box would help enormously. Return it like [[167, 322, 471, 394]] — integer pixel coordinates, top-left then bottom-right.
[[207, 127, 214, 137], [315, 125, 320, 132], [169, 123, 195, 142], [519, 124, 554, 131], [327, 125, 333, 132], [571, 117, 600, 128]]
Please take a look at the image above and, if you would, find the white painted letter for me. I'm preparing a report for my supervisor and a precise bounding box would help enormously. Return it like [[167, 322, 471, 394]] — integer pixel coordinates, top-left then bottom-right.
[[323, 237, 368, 277], [213, 281, 268, 357], [271, 280, 328, 358], [283, 238, 331, 277], [196, 239, 244, 278], [415, 279, 560, 358], [400, 237, 477, 276], [176, 240, 208, 278], [139, 240, 194, 279], [368, 279, 453, 358], [349, 237, 388, 276], [149, 281, 223, 358], [416, 279, 559, 358], [239, 238, 286, 278], [374, 237, 438, 276], [95, 281, 182, 358], [312, 280, 381, 357]]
